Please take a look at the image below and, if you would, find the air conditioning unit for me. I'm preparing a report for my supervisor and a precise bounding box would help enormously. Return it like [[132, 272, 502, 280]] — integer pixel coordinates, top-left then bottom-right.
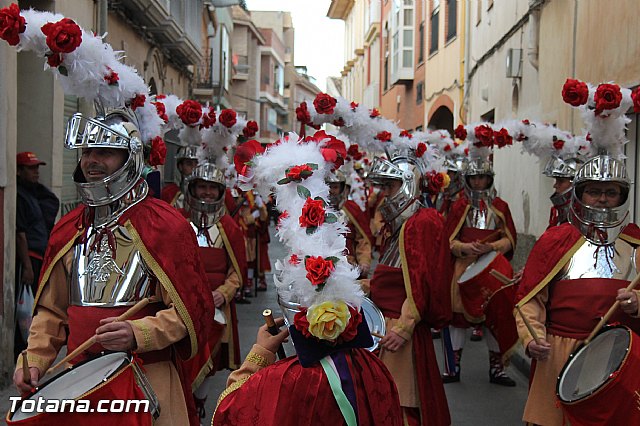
[[506, 48, 523, 78]]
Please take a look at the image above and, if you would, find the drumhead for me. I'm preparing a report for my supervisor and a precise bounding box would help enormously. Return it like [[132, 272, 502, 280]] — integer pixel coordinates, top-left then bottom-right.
[[362, 297, 385, 351], [214, 308, 227, 325], [459, 251, 499, 283], [557, 327, 630, 403], [11, 352, 130, 421]]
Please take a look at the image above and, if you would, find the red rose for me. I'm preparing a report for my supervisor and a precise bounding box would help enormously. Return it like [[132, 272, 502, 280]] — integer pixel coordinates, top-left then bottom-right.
[[350, 101, 359, 111], [176, 100, 202, 126], [443, 144, 452, 152], [299, 197, 326, 228], [293, 308, 313, 338], [347, 145, 359, 156], [286, 164, 313, 181], [41, 18, 82, 54], [553, 137, 564, 150], [561, 78, 589, 107], [454, 124, 467, 140], [493, 128, 513, 148], [296, 101, 311, 124], [277, 210, 289, 229], [594, 83, 622, 115], [333, 117, 345, 127], [400, 130, 412, 138], [632, 88, 640, 113], [234, 139, 265, 176], [289, 254, 301, 265], [129, 94, 146, 111], [474, 124, 494, 148], [376, 131, 392, 142], [0, 3, 26, 46], [305, 255, 335, 286], [370, 108, 380, 118], [339, 306, 363, 343], [426, 171, 445, 195], [104, 67, 119, 85], [46, 53, 63, 68], [219, 109, 237, 128], [200, 110, 216, 129], [155, 94, 166, 100], [415, 142, 427, 157], [313, 93, 337, 115], [148, 136, 167, 166], [153, 102, 168, 122], [522, 119, 530, 125], [243, 120, 259, 138]]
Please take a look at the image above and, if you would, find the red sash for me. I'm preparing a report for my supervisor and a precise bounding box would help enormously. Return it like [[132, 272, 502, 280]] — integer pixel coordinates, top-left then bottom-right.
[[547, 278, 640, 339], [199, 247, 228, 291], [369, 265, 405, 319], [459, 226, 500, 243]]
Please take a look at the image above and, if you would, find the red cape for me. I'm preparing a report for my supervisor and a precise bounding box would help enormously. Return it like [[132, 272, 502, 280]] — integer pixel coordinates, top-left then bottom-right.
[[343, 200, 374, 247], [224, 188, 238, 217], [400, 208, 451, 426], [446, 196, 517, 260], [516, 222, 640, 306], [161, 182, 181, 206], [35, 196, 215, 362], [213, 349, 402, 426]]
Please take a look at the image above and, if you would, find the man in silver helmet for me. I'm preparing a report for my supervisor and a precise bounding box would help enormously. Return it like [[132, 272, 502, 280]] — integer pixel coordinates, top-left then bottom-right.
[[326, 171, 373, 278], [178, 160, 247, 422], [443, 157, 518, 386], [543, 156, 581, 228], [516, 152, 640, 426], [434, 156, 464, 217], [13, 108, 216, 426], [366, 149, 451, 426], [161, 145, 199, 208]]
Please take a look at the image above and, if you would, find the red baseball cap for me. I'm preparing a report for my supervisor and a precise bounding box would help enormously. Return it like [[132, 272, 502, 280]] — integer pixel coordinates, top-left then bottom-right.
[[17, 152, 46, 166]]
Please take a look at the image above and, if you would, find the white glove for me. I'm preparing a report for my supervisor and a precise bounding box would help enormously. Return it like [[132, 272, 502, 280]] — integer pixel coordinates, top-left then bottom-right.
[[252, 210, 261, 219]]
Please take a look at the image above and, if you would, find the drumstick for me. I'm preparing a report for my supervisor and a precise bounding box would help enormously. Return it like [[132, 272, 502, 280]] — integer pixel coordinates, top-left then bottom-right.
[[478, 230, 502, 244], [21, 351, 31, 384], [490, 269, 514, 285], [515, 305, 541, 345], [47, 297, 157, 374], [263, 309, 287, 360], [584, 275, 640, 345]]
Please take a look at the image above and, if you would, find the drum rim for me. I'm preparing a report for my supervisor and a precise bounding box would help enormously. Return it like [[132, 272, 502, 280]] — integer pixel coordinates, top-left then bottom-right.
[[8, 351, 131, 420], [362, 296, 386, 351], [556, 325, 631, 404], [458, 250, 501, 284]]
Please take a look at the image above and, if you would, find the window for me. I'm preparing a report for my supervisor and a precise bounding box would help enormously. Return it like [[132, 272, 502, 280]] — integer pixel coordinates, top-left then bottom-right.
[[274, 64, 284, 96], [418, 21, 425, 63], [390, 0, 414, 83], [446, 0, 457, 41], [430, 1, 439, 55], [476, 0, 482, 25], [221, 27, 230, 91], [416, 81, 423, 104]]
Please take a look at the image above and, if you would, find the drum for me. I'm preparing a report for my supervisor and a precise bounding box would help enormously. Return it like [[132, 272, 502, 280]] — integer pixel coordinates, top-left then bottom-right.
[[556, 325, 640, 426], [7, 352, 159, 425], [362, 297, 385, 352], [484, 284, 519, 356], [458, 250, 513, 319]]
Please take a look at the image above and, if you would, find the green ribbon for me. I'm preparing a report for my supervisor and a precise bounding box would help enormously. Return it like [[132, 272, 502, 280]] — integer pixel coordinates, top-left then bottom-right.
[[319, 356, 357, 426]]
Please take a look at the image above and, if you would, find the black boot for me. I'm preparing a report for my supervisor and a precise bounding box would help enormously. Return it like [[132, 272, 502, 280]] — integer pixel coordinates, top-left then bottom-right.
[[442, 349, 461, 383], [489, 351, 516, 387]]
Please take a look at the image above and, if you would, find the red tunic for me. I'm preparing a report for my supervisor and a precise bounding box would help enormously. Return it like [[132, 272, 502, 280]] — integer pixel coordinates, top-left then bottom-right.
[[161, 182, 181, 206]]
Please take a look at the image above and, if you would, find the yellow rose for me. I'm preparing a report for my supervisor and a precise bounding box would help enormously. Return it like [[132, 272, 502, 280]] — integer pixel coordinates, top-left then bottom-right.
[[307, 301, 351, 341], [441, 172, 451, 189]]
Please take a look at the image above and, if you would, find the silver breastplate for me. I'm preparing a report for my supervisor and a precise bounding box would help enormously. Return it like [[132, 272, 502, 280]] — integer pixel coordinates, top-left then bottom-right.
[[465, 206, 498, 230], [69, 224, 156, 306], [558, 240, 636, 280], [192, 222, 224, 248], [379, 232, 402, 268]]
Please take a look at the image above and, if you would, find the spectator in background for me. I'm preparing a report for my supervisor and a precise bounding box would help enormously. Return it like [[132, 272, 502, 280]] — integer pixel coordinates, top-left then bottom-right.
[[15, 151, 59, 358]]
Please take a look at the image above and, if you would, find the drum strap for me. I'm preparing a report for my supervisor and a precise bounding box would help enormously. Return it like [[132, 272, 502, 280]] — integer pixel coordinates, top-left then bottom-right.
[[320, 356, 357, 426]]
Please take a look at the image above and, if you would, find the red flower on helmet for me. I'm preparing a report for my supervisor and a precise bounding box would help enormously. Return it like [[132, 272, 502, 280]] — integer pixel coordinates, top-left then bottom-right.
[[493, 128, 513, 148], [299, 197, 326, 229], [594, 83, 622, 116], [400, 130, 412, 138], [41, 18, 82, 54], [311, 130, 347, 170], [234, 139, 265, 176], [148, 136, 167, 166], [46, 53, 63, 68], [376, 131, 392, 142], [632, 87, 640, 113], [176, 100, 203, 126], [333, 117, 345, 127], [104, 67, 119, 85], [415, 142, 427, 157], [522, 119, 530, 125], [474, 124, 494, 148], [243, 120, 259, 138], [296, 101, 312, 124], [553, 137, 564, 150], [313, 93, 337, 115], [350, 101, 359, 111], [219, 109, 237, 128], [370, 108, 380, 118], [129, 94, 146, 111], [286, 164, 314, 181], [0, 3, 26, 46], [304, 255, 335, 286], [454, 124, 467, 141], [153, 102, 168, 122], [289, 254, 301, 265], [200, 110, 216, 129], [562, 78, 589, 107]]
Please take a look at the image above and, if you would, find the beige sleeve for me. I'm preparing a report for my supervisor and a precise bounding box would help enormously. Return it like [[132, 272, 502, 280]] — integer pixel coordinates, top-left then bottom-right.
[[127, 284, 188, 353], [516, 287, 549, 353], [225, 344, 276, 387], [450, 239, 466, 258], [15, 259, 70, 374], [358, 278, 371, 296], [391, 298, 419, 341], [217, 264, 241, 304], [490, 236, 512, 254], [355, 228, 372, 268]]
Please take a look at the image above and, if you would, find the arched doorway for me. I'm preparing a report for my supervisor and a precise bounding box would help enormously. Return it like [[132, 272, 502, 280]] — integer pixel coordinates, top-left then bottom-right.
[[428, 105, 454, 136]]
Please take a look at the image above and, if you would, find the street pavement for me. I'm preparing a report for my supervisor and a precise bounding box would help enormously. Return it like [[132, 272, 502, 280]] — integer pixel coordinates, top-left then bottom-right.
[[1, 223, 531, 425]]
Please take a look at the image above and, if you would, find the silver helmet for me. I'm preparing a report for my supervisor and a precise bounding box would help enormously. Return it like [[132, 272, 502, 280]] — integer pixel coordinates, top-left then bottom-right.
[[368, 152, 421, 233], [185, 162, 227, 228], [543, 156, 581, 179], [326, 170, 349, 209], [65, 108, 145, 207], [444, 155, 465, 197], [569, 155, 630, 245], [461, 158, 495, 208]]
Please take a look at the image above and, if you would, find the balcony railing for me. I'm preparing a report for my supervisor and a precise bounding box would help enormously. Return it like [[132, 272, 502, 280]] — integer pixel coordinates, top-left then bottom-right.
[[194, 49, 214, 89]]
